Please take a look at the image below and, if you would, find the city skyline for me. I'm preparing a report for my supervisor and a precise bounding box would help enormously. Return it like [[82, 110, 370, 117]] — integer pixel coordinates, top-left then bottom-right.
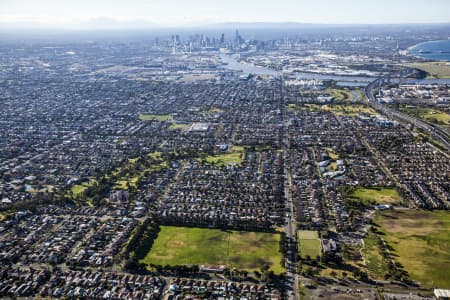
[[1, 0, 450, 29]]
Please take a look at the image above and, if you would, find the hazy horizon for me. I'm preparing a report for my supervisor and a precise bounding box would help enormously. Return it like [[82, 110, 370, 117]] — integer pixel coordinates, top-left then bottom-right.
[[1, 0, 450, 30]]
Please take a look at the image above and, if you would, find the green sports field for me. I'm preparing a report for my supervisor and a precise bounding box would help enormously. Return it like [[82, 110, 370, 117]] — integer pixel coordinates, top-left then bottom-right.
[[140, 226, 284, 274], [298, 230, 321, 259]]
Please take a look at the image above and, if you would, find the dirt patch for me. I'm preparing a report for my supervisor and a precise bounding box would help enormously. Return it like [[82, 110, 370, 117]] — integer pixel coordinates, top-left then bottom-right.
[[167, 240, 186, 247]]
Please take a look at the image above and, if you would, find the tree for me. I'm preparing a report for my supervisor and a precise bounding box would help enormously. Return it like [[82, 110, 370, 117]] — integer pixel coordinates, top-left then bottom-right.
[[304, 267, 315, 277], [253, 270, 261, 279]]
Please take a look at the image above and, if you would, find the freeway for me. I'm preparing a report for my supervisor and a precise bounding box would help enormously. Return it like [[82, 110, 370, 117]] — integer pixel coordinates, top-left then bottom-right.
[[364, 78, 450, 152]]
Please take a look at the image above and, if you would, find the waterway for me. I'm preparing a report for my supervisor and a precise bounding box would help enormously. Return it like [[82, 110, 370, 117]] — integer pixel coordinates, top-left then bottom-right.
[[219, 54, 280, 76], [219, 54, 374, 86]]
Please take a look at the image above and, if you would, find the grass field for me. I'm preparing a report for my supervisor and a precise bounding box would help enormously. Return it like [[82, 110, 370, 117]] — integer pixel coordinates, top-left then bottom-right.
[[71, 184, 87, 195], [298, 230, 321, 259], [347, 187, 402, 206], [326, 148, 339, 160], [140, 226, 284, 274], [374, 210, 450, 288], [328, 89, 349, 101], [363, 231, 389, 279], [138, 113, 173, 121], [405, 62, 450, 79], [400, 107, 450, 126], [205, 146, 245, 166], [169, 123, 191, 130], [422, 112, 450, 125], [288, 103, 378, 116], [70, 179, 97, 196]]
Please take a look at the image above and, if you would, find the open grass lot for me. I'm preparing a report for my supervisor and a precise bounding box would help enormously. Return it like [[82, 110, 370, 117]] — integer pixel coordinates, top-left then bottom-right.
[[298, 230, 319, 240], [138, 113, 173, 121], [70, 179, 97, 196], [140, 226, 284, 274], [422, 111, 450, 125], [363, 231, 389, 279], [298, 230, 321, 259], [328, 89, 349, 101], [288, 103, 378, 116], [399, 107, 450, 126], [347, 187, 402, 206], [169, 123, 191, 130], [374, 210, 450, 288], [205, 146, 245, 166], [405, 62, 450, 79], [326, 148, 339, 160]]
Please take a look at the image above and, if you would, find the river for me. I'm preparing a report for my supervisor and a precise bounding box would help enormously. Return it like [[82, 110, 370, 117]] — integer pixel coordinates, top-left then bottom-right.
[[219, 54, 374, 86], [219, 54, 280, 76]]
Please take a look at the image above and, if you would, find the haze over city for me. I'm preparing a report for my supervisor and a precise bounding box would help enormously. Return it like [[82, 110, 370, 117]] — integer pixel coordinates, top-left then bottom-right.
[[1, 0, 450, 28]]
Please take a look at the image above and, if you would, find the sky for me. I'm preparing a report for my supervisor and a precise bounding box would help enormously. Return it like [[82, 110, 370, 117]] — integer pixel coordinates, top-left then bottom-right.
[[0, 0, 449, 28]]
